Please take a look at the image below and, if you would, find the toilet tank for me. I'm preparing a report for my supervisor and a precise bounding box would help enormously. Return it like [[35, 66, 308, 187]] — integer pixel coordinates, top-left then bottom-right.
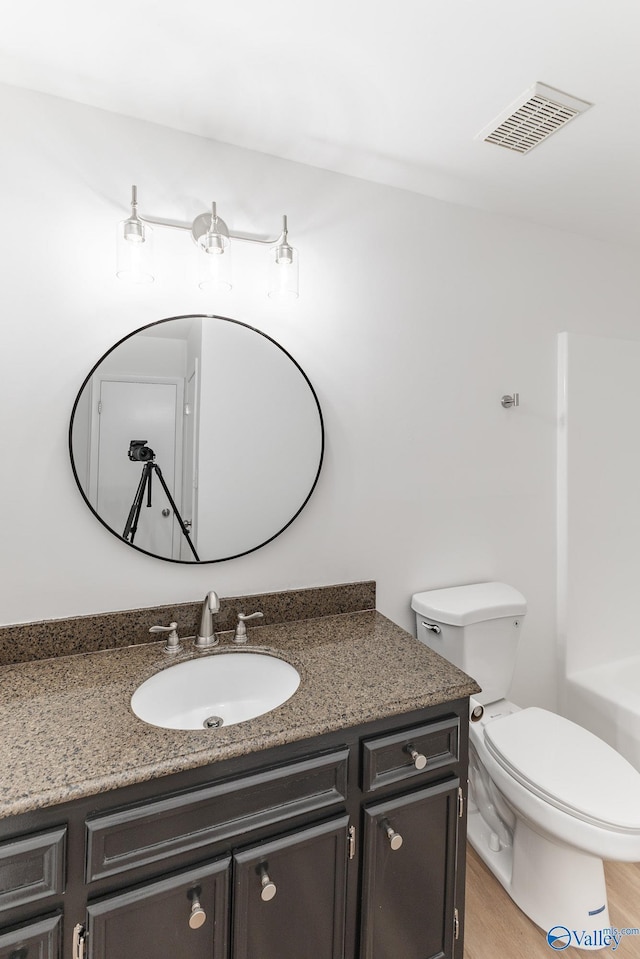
[[411, 582, 527, 706]]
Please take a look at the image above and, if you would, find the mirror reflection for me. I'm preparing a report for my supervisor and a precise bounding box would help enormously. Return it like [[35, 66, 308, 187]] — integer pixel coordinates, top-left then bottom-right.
[[69, 315, 324, 563]]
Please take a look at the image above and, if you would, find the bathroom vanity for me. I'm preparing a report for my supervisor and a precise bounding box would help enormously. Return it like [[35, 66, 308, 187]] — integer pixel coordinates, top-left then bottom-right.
[[0, 594, 478, 959]]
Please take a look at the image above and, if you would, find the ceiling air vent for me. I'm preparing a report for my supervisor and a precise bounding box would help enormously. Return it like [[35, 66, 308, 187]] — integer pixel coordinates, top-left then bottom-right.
[[476, 82, 593, 155]]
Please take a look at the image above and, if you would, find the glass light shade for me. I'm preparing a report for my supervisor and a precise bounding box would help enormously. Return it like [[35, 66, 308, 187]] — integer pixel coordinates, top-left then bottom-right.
[[268, 244, 299, 300], [116, 219, 154, 284], [198, 244, 232, 292], [198, 231, 229, 255]]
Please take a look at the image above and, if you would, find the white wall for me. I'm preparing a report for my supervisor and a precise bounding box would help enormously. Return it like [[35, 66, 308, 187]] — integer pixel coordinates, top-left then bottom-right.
[[100, 336, 186, 378], [2, 82, 640, 711], [196, 319, 322, 559]]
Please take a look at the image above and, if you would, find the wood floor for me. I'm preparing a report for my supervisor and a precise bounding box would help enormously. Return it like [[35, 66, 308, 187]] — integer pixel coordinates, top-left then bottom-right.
[[464, 844, 640, 958]]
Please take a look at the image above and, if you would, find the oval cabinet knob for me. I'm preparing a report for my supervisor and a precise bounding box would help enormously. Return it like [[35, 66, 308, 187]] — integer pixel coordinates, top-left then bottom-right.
[[407, 744, 427, 770], [384, 821, 403, 850], [259, 865, 277, 901], [189, 896, 207, 929]]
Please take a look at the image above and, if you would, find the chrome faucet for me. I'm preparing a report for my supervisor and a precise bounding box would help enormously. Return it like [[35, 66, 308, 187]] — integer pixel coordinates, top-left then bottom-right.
[[195, 591, 220, 648]]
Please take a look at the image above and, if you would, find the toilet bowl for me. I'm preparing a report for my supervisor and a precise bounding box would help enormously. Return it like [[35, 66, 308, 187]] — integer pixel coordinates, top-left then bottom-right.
[[411, 583, 640, 945], [468, 697, 640, 936]]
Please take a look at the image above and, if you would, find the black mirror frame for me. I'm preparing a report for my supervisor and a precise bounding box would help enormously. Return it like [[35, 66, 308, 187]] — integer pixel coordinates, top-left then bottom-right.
[[68, 314, 325, 564]]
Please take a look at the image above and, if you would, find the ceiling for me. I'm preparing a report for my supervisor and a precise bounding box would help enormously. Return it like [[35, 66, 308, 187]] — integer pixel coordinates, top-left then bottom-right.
[[2, 0, 639, 246]]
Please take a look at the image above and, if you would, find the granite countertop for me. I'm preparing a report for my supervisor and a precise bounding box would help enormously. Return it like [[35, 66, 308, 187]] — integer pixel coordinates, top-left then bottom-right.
[[0, 609, 479, 820]]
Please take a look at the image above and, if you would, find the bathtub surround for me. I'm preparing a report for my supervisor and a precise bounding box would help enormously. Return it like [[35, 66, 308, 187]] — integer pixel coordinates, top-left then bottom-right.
[[559, 332, 640, 769], [0, 581, 375, 667], [557, 332, 640, 678]]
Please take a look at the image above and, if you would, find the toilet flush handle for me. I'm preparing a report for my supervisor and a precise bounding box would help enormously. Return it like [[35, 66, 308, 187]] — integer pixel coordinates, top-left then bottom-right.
[[422, 622, 441, 635]]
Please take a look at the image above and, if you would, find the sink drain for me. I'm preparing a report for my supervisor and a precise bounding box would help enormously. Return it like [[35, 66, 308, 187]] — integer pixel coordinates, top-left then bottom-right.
[[203, 715, 224, 729]]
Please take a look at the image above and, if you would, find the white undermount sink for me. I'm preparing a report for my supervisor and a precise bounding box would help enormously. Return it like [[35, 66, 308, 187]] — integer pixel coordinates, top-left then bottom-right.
[[131, 651, 301, 730]]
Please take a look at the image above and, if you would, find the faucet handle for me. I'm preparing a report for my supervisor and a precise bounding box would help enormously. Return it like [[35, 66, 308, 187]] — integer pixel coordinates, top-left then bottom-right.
[[233, 611, 264, 644], [149, 622, 182, 655]]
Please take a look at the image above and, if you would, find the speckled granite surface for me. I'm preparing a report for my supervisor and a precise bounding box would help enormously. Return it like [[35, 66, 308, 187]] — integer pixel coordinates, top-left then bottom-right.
[[0, 609, 479, 820], [0, 581, 376, 666]]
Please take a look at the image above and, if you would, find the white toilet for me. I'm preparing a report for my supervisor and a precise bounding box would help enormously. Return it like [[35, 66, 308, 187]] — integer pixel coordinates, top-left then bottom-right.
[[411, 582, 640, 945]]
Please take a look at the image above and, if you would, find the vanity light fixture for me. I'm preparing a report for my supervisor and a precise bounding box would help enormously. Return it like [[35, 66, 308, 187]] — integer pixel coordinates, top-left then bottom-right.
[[116, 185, 299, 300], [116, 186, 154, 285]]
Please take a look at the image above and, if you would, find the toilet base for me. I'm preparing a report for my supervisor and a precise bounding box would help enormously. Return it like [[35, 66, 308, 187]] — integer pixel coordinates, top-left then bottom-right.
[[468, 808, 611, 950]]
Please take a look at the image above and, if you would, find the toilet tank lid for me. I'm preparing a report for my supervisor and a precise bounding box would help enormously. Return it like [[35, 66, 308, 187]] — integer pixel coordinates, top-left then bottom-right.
[[411, 582, 527, 626]]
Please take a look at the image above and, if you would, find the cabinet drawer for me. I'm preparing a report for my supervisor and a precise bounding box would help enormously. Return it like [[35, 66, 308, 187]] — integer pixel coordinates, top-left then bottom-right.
[[86, 749, 349, 882], [361, 717, 459, 793], [0, 828, 66, 914], [0, 914, 62, 959]]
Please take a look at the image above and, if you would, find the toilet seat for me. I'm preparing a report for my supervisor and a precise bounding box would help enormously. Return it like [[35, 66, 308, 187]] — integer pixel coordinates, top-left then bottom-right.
[[483, 706, 640, 833]]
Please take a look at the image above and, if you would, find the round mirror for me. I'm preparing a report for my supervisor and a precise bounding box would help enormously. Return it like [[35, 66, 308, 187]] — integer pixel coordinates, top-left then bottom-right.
[[69, 314, 324, 563]]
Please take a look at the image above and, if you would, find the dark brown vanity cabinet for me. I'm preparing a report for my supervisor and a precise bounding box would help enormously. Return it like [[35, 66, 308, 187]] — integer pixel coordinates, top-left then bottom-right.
[[0, 914, 62, 959], [360, 782, 460, 959], [0, 700, 469, 959], [232, 816, 349, 959], [85, 817, 350, 959], [0, 826, 66, 959], [86, 858, 230, 959]]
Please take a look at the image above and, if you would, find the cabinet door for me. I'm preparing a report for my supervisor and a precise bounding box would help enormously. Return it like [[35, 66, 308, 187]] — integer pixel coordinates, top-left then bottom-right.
[[0, 915, 61, 959], [233, 815, 349, 959], [87, 857, 230, 959], [360, 781, 459, 959]]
